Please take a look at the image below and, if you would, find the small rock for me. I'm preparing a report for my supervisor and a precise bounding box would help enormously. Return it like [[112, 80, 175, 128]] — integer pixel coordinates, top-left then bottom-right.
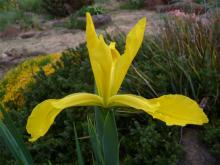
[[36, 31, 51, 38], [0, 48, 46, 65], [78, 14, 112, 28], [93, 14, 112, 27], [0, 48, 26, 62], [19, 31, 37, 39]]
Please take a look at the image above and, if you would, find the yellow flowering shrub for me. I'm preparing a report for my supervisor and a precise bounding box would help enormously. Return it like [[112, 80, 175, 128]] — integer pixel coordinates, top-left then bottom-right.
[[0, 53, 61, 108]]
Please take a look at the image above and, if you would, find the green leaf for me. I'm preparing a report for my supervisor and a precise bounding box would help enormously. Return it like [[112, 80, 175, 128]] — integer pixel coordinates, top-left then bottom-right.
[[0, 107, 34, 165], [73, 123, 85, 165], [94, 84, 107, 140], [95, 106, 107, 140], [102, 110, 119, 165], [88, 117, 104, 165]]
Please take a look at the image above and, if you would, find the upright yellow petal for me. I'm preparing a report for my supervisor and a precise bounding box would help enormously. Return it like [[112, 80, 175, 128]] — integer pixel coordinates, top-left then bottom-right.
[[108, 94, 159, 113], [26, 93, 103, 142], [111, 17, 147, 95], [86, 13, 113, 102], [148, 94, 208, 126]]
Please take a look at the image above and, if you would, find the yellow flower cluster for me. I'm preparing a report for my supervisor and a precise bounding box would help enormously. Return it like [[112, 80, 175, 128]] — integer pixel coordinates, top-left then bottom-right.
[[0, 53, 61, 109]]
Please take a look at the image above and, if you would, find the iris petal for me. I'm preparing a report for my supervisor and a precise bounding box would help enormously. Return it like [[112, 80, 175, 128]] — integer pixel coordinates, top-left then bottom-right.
[[148, 94, 209, 126], [86, 13, 113, 101], [108, 94, 159, 113], [111, 17, 147, 95], [109, 94, 208, 126], [26, 93, 103, 142]]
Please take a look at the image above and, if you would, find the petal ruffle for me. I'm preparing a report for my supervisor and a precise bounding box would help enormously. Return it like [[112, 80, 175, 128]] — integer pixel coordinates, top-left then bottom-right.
[[108, 94, 159, 113], [26, 93, 103, 142], [148, 94, 208, 126]]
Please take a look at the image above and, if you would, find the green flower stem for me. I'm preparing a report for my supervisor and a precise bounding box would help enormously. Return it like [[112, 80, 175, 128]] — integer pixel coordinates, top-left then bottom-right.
[[94, 107, 119, 165], [93, 85, 119, 165]]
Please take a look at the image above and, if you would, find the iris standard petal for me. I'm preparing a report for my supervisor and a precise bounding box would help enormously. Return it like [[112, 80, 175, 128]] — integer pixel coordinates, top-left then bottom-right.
[[111, 17, 147, 95], [148, 94, 209, 126], [86, 13, 113, 101], [26, 93, 103, 142], [108, 94, 159, 113]]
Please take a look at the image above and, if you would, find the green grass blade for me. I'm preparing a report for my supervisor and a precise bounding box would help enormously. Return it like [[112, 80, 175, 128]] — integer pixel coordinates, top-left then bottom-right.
[[0, 107, 34, 165], [0, 120, 23, 164], [73, 123, 85, 165], [87, 117, 104, 165]]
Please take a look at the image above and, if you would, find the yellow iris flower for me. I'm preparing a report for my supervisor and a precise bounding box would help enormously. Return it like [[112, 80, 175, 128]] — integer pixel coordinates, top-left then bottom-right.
[[26, 13, 208, 142]]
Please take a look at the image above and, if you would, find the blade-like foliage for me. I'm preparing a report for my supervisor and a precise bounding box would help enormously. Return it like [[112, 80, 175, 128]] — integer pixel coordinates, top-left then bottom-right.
[[0, 107, 34, 165]]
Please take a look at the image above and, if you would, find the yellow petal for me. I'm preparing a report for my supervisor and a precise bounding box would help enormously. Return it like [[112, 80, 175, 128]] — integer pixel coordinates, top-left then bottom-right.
[[148, 94, 208, 126], [111, 17, 147, 95], [108, 94, 159, 113], [26, 93, 103, 142], [86, 13, 113, 101], [109, 42, 120, 62]]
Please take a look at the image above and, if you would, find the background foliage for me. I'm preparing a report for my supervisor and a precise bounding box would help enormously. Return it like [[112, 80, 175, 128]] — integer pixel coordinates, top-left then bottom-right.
[[0, 44, 183, 164]]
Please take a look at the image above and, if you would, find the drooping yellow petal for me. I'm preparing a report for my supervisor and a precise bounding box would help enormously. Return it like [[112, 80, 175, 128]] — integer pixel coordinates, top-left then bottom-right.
[[26, 93, 103, 142], [86, 13, 113, 102], [108, 94, 159, 113], [148, 94, 208, 126], [111, 17, 147, 95]]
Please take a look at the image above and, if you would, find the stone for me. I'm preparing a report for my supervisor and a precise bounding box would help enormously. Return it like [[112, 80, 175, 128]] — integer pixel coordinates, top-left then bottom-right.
[[0, 48, 46, 64], [78, 14, 112, 28], [19, 31, 37, 39], [0, 48, 27, 63]]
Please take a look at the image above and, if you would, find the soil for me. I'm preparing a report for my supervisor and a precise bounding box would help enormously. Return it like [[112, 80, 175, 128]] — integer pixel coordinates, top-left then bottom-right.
[[0, 10, 161, 56], [180, 127, 216, 165], [0, 10, 162, 79]]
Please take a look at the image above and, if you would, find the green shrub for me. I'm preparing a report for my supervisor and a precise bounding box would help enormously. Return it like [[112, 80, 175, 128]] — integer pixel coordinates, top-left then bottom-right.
[[76, 5, 104, 16], [17, 0, 43, 13], [0, 0, 43, 12], [0, 0, 18, 11], [0, 10, 42, 31], [120, 0, 145, 10], [201, 119, 220, 155], [0, 0, 43, 31], [0, 11, 21, 31], [119, 117, 183, 165], [42, 0, 93, 17], [67, 5, 105, 29], [67, 14, 87, 29]]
